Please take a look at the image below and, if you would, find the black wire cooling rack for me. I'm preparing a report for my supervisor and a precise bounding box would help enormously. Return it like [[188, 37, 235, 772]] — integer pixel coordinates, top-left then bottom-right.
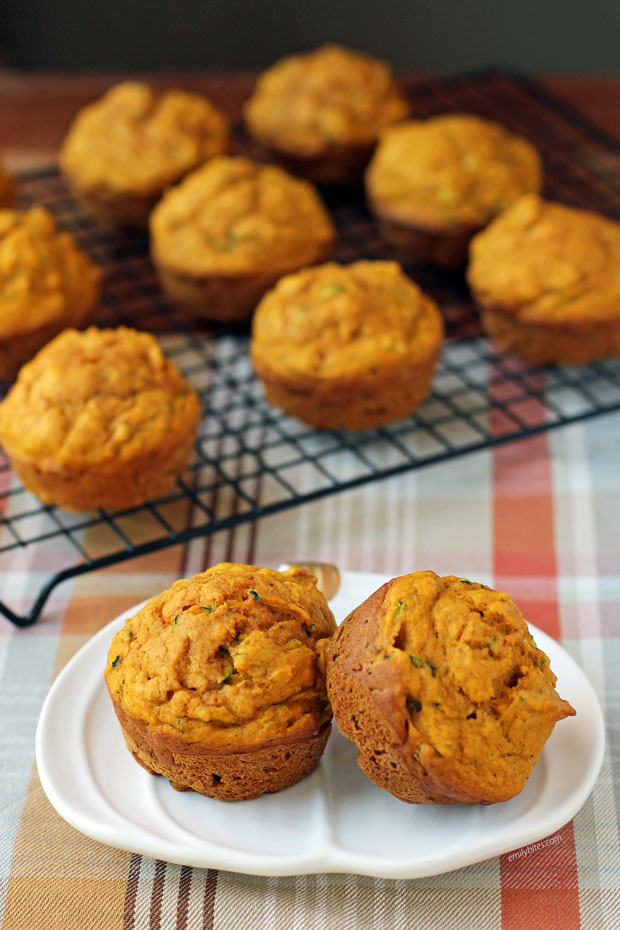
[[2, 68, 620, 626]]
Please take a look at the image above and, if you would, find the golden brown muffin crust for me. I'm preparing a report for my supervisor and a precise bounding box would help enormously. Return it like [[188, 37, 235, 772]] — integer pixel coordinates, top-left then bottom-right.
[[105, 563, 337, 752], [150, 156, 335, 278], [366, 114, 542, 231], [252, 260, 442, 379], [116, 704, 331, 801], [0, 326, 200, 475], [244, 44, 409, 158], [60, 81, 230, 195], [251, 261, 443, 429], [0, 206, 100, 339], [468, 194, 620, 324], [328, 571, 575, 804]]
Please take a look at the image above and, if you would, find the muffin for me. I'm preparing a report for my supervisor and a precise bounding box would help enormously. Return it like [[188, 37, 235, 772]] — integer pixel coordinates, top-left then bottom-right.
[[328, 571, 575, 805], [60, 81, 230, 227], [0, 157, 15, 208], [150, 156, 335, 322], [250, 260, 443, 430], [105, 563, 337, 801], [468, 194, 620, 364], [0, 206, 100, 382], [244, 44, 409, 184], [0, 326, 200, 512], [366, 114, 542, 267]]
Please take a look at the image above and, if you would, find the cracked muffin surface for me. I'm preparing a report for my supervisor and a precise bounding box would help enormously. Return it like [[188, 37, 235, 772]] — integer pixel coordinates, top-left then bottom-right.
[[0, 326, 200, 511], [0, 206, 100, 381], [151, 156, 334, 276], [244, 44, 408, 182], [468, 194, 620, 363], [150, 156, 334, 320], [60, 81, 230, 226], [105, 563, 337, 799], [327, 571, 575, 805], [251, 260, 443, 429], [366, 114, 542, 266]]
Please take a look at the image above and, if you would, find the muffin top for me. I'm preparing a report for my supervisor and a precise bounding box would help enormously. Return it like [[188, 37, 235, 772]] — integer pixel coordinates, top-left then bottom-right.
[[244, 44, 409, 156], [150, 156, 335, 276], [331, 571, 574, 802], [105, 563, 337, 750], [468, 194, 620, 323], [0, 158, 15, 209], [251, 260, 443, 380], [0, 206, 101, 339], [366, 114, 542, 229], [60, 81, 230, 194], [0, 326, 200, 470]]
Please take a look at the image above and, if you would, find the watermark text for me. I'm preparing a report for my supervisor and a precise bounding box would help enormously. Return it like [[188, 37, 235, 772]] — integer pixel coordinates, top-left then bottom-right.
[[507, 832, 563, 862]]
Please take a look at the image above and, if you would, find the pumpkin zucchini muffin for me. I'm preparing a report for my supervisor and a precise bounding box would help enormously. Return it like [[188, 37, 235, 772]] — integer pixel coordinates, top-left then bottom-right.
[[105, 563, 337, 801], [244, 44, 409, 184], [0, 326, 200, 512], [150, 156, 335, 321], [0, 158, 15, 208], [468, 194, 620, 364], [366, 114, 542, 267], [250, 260, 443, 430], [60, 81, 230, 227], [328, 571, 575, 805], [0, 206, 100, 382]]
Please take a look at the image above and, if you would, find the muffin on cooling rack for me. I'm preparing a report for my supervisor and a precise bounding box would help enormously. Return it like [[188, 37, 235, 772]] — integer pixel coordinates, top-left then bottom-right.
[[0, 157, 15, 208], [105, 562, 337, 801], [328, 571, 575, 805], [60, 81, 230, 227], [244, 44, 409, 184], [468, 194, 620, 365], [250, 260, 443, 430], [0, 206, 100, 382], [365, 113, 542, 267], [0, 326, 200, 512], [150, 156, 335, 321]]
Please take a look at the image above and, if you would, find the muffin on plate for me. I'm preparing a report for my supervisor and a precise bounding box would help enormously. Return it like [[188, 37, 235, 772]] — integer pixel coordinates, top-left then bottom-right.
[[0, 157, 16, 208], [150, 156, 335, 321], [105, 562, 337, 801], [250, 260, 443, 430], [327, 571, 575, 805], [468, 194, 620, 364], [366, 113, 542, 267], [0, 326, 200, 512], [244, 44, 409, 184], [0, 206, 101, 382], [60, 81, 230, 227]]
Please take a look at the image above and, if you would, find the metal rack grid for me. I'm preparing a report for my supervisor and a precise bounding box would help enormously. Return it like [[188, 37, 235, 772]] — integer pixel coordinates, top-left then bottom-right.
[[1, 68, 619, 626]]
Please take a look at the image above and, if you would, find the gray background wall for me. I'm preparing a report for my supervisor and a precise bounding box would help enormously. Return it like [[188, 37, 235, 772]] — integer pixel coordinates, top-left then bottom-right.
[[1, 0, 619, 73]]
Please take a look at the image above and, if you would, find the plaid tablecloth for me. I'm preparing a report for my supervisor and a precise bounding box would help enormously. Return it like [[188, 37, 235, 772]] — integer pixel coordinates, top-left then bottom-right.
[[1, 409, 618, 930]]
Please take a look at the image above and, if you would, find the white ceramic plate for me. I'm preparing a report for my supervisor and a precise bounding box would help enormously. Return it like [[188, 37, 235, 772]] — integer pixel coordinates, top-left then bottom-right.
[[36, 571, 604, 879]]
